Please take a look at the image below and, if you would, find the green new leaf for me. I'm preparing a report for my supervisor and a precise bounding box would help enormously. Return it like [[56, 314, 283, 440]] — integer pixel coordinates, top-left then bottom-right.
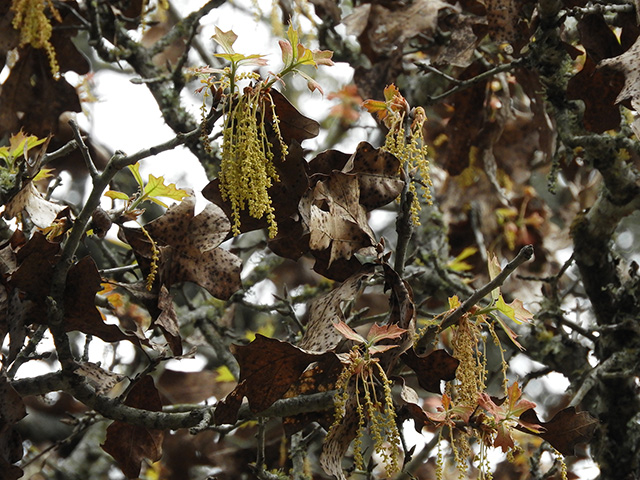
[[144, 174, 189, 208], [32, 167, 54, 182], [495, 294, 515, 322], [488, 253, 501, 301], [104, 190, 131, 201], [215, 52, 268, 67], [296, 45, 316, 66], [495, 295, 533, 325], [448, 246, 477, 272], [128, 163, 145, 191], [286, 24, 299, 54]]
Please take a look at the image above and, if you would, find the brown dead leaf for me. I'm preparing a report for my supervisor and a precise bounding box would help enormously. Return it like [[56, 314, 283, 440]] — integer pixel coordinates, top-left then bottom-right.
[[157, 369, 231, 406], [518, 407, 599, 456], [344, 0, 448, 60], [266, 89, 320, 145], [65, 257, 140, 343], [319, 390, 358, 480], [401, 348, 460, 393], [76, 362, 125, 395], [214, 335, 338, 424], [202, 142, 310, 237], [599, 36, 640, 136], [434, 10, 484, 68], [4, 182, 65, 228], [345, 142, 403, 210], [156, 286, 182, 355], [299, 265, 375, 352], [439, 61, 488, 175], [0, 48, 82, 138], [124, 195, 242, 300], [485, 0, 523, 46], [300, 172, 376, 267], [577, 13, 624, 63], [281, 354, 345, 436], [102, 376, 164, 479], [10, 235, 137, 344], [6, 290, 27, 364], [567, 56, 624, 133]]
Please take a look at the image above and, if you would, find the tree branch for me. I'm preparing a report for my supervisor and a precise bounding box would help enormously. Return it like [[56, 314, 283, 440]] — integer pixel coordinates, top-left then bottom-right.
[[417, 245, 534, 349]]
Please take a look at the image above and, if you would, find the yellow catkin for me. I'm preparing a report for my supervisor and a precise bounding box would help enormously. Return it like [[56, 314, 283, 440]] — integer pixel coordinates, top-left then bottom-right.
[[451, 316, 485, 405], [11, 0, 60, 78], [140, 226, 159, 291], [381, 107, 432, 225], [219, 88, 281, 238]]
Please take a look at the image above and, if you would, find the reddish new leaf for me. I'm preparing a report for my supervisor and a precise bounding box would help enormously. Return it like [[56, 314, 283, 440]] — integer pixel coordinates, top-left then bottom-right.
[[333, 320, 366, 343], [102, 376, 164, 479], [401, 348, 460, 393], [518, 407, 599, 456], [214, 335, 338, 424]]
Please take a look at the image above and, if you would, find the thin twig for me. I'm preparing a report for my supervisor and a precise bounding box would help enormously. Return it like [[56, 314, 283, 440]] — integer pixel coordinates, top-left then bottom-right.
[[419, 59, 525, 105], [417, 245, 534, 348], [196, 314, 240, 379], [394, 160, 415, 275], [41, 140, 78, 167], [67, 119, 99, 179]]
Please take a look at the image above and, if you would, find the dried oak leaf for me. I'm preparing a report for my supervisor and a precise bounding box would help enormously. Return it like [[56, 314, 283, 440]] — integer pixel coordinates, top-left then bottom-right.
[[266, 89, 320, 145], [157, 369, 232, 406], [401, 348, 460, 393], [439, 61, 488, 175], [567, 57, 624, 133], [343, 0, 448, 60], [484, 0, 526, 48], [298, 265, 375, 352], [319, 390, 359, 480], [4, 182, 65, 228], [281, 353, 345, 436], [214, 335, 338, 425], [344, 142, 404, 210], [10, 234, 135, 343], [123, 195, 242, 300], [599, 36, 640, 136], [102, 375, 164, 479], [518, 407, 599, 456], [64, 257, 139, 343], [155, 285, 182, 355], [76, 361, 124, 396], [0, 48, 81, 138], [300, 171, 376, 267]]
